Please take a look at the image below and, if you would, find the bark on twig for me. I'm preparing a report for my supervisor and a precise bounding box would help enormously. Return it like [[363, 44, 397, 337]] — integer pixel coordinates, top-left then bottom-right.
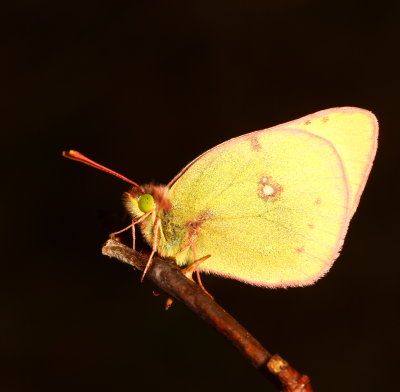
[[102, 239, 314, 392]]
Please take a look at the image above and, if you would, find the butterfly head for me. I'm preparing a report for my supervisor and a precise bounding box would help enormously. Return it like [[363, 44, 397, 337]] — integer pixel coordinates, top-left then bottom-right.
[[123, 184, 171, 219]]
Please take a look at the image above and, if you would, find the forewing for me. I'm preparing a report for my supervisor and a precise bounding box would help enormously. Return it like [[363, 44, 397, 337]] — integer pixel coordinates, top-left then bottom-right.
[[167, 128, 350, 287]]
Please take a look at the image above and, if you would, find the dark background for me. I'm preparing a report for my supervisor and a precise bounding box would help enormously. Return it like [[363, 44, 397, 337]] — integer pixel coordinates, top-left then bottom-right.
[[2, 1, 398, 391]]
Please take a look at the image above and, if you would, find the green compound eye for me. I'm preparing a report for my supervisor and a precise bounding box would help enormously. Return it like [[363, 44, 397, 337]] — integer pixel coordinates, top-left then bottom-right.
[[138, 194, 155, 213]]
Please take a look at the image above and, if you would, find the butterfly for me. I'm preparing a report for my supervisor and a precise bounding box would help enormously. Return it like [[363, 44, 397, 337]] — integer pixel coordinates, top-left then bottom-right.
[[64, 107, 378, 288]]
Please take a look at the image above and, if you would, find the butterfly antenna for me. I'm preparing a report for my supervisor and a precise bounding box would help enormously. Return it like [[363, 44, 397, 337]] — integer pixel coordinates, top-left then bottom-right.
[[63, 150, 144, 192]]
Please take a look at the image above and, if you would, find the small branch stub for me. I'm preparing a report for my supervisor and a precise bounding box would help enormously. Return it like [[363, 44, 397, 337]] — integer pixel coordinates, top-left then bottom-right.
[[267, 354, 313, 392], [101, 239, 314, 392]]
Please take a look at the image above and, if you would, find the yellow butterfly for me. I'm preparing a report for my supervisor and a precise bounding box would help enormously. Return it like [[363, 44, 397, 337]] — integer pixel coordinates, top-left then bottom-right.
[[64, 107, 378, 288]]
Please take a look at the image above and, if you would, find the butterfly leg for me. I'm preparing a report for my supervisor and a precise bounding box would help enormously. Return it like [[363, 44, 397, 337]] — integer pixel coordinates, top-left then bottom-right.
[[109, 223, 136, 250], [110, 210, 152, 250], [181, 255, 211, 280], [192, 245, 213, 299], [196, 269, 212, 298], [178, 229, 214, 298], [141, 217, 161, 282], [182, 249, 213, 299], [110, 223, 133, 239]]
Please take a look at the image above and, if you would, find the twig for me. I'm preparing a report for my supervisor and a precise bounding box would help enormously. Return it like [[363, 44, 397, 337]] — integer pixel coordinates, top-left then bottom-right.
[[102, 239, 314, 392]]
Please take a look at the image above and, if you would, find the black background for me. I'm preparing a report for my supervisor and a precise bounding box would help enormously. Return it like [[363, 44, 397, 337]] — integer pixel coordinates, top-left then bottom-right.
[[2, 1, 399, 391]]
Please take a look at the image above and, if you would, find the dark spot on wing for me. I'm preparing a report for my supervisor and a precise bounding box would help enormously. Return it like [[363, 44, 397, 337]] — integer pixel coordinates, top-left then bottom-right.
[[249, 135, 262, 151]]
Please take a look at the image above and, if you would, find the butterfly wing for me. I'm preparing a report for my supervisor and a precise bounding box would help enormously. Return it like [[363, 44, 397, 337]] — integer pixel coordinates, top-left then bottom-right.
[[277, 107, 378, 216], [165, 127, 350, 287]]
